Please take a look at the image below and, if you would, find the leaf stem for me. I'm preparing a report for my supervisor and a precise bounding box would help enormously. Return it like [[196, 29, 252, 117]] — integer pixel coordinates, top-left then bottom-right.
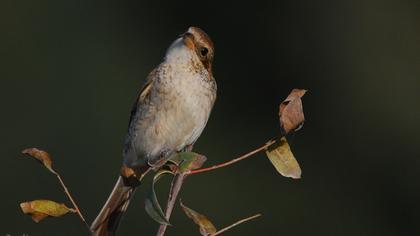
[[55, 173, 90, 231], [187, 140, 276, 175], [212, 213, 262, 236]]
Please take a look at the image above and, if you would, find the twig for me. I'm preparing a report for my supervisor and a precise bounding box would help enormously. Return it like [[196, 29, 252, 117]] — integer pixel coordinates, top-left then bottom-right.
[[187, 139, 276, 175], [55, 173, 90, 231], [212, 213, 262, 236], [155, 138, 275, 236], [156, 173, 187, 236]]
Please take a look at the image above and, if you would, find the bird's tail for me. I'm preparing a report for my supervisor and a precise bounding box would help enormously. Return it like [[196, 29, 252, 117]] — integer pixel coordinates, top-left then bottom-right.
[[90, 176, 136, 236]]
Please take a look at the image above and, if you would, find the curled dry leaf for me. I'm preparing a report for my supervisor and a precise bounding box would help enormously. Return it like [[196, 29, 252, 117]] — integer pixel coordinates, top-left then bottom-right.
[[180, 200, 217, 236], [120, 165, 141, 187], [22, 148, 56, 174], [279, 89, 307, 134], [20, 200, 76, 222], [265, 137, 301, 179], [120, 165, 136, 178]]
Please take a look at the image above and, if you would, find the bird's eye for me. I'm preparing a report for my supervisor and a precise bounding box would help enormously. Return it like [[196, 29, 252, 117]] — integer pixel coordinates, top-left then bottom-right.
[[200, 47, 208, 57]]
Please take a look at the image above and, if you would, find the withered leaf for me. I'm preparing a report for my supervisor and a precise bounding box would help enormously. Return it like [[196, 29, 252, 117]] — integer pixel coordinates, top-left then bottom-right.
[[169, 152, 207, 173], [20, 200, 75, 222], [120, 165, 136, 178], [145, 169, 173, 226], [279, 89, 307, 134], [265, 137, 301, 179], [30, 212, 48, 222], [22, 148, 56, 174], [180, 200, 217, 236]]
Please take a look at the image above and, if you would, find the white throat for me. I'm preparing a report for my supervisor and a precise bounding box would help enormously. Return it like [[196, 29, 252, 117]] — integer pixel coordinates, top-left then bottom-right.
[[164, 38, 195, 65]]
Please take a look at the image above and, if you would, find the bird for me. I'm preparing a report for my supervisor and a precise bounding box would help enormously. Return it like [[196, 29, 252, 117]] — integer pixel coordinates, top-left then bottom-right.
[[90, 27, 217, 235]]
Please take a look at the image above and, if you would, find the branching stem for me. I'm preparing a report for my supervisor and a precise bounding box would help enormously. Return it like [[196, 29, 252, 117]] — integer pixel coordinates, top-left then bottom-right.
[[155, 139, 276, 236], [156, 173, 187, 236], [55, 174, 90, 231], [187, 139, 276, 175]]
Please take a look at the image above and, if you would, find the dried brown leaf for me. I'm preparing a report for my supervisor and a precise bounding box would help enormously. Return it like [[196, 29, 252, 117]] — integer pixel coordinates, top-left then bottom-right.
[[120, 165, 136, 178], [20, 200, 76, 222], [265, 137, 301, 179], [30, 212, 49, 223], [180, 200, 217, 236], [120, 165, 141, 187], [279, 89, 307, 134], [22, 148, 56, 174]]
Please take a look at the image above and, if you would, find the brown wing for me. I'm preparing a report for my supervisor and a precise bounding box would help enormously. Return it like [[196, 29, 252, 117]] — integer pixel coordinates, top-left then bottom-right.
[[127, 68, 157, 127]]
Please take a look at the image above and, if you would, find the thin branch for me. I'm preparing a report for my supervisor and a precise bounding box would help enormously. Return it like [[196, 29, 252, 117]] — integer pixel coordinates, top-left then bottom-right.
[[187, 139, 276, 175], [55, 173, 90, 231], [212, 213, 262, 236], [154, 138, 276, 236], [156, 173, 187, 236]]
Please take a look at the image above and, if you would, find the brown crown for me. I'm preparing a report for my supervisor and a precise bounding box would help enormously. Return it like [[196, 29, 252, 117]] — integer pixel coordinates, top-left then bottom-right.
[[187, 27, 214, 51]]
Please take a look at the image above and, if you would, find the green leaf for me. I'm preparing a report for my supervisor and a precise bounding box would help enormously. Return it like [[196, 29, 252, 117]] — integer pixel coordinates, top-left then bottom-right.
[[20, 200, 76, 222], [145, 169, 174, 225], [180, 200, 217, 236], [265, 137, 301, 179], [169, 152, 207, 173], [22, 148, 57, 174]]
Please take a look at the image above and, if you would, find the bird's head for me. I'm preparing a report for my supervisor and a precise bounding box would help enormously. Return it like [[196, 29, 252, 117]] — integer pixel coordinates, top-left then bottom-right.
[[165, 27, 214, 75]]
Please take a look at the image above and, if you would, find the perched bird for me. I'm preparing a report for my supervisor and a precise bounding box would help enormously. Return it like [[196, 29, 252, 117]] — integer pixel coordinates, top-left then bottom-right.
[[91, 27, 217, 235]]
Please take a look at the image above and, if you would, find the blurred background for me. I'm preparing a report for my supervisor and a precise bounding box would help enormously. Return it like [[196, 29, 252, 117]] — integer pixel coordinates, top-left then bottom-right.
[[1, 0, 419, 235]]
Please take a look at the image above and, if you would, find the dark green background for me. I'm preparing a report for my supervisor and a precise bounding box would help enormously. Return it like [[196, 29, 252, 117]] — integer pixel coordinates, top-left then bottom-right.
[[1, 0, 419, 235]]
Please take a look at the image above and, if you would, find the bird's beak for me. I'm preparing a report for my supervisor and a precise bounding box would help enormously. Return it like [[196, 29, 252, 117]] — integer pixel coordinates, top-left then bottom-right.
[[181, 32, 195, 50]]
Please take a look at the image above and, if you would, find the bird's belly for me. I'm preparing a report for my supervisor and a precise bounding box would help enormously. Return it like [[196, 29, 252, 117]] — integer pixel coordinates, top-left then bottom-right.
[[134, 78, 214, 163]]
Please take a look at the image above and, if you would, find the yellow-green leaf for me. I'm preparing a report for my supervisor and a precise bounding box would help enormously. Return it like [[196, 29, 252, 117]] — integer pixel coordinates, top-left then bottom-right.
[[20, 200, 76, 222], [30, 212, 48, 223], [169, 152, 207, 173], [265, 137, 301, 179], [180, 200, 217, 236], [22, 148, 56, 174]]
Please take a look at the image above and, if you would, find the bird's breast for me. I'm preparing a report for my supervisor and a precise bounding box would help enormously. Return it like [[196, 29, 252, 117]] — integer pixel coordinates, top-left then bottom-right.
[[132, 65, 216, 164]]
